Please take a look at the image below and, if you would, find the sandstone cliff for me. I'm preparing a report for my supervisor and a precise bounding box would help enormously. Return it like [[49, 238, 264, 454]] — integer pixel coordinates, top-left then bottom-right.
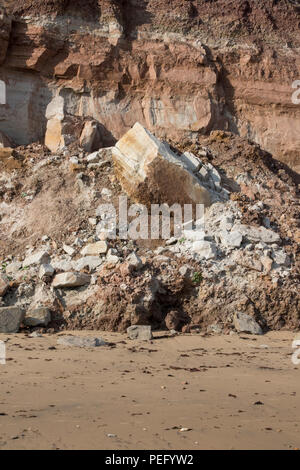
[[0, 0, 299, 172]]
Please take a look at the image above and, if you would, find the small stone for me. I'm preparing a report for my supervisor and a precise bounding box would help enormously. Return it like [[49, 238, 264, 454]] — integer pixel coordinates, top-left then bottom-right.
[[198, 165, 209, 180], [126, 252, 143, 271], [127, 325, 152, 341], [5, 261, 22, 276], [154, 246, 166, 255], [234, 224, 280, 244], [28, 331, 43, 338], [39, 264, 55, 279], [209, 166, 222, 189], [179, 265, 193, 279], [23, 251, 50, 268], [74, 237, 83, 247], [101, 188, 112, 199], [80, 121, 101, 153], [88, 218, 97, 226], [181, 151, 201, 172], [220, 230, 243, 248], [233, 252, 263, 272], [86, 151, 100, 163], [234, 312, 263, 335], [106, 254, 120, 266], [51, 258, 74, 272], [165, 310, 187, 331], [52, 272, 91, 288], [74, 257, 102, 271], [166, 237, 177, 246], [63, 245, 75, 256], [207, 324, 223, 334], [272, 250, 290, 267], [191, 241, 217, 259], [0, 306, 25, 333], [81, 242, 108, 256], [57, 336, 107, 348], [24, 307, 51, 327]]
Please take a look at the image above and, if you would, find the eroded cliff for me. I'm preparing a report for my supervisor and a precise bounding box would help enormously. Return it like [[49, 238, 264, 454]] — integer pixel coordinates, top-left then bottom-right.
[[0, 0, 299, 171]]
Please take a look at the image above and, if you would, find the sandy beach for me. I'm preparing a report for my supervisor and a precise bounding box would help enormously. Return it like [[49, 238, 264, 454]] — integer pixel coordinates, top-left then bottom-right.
[[0, 331, 299, 450]]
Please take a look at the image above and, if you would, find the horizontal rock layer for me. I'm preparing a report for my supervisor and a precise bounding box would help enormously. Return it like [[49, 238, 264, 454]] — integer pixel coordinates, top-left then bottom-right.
[[0, 1, 299, 171]]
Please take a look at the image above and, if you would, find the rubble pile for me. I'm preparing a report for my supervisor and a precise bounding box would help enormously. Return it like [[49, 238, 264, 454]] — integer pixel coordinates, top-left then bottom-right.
[[0, 124, 299, 335]]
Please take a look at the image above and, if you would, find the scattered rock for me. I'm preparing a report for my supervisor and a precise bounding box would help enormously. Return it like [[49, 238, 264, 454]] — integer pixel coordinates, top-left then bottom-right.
[[63, 245, 75, 256], [24, 307, 51, 327], [23, 251, 50, 268], [234, 312, 263, 335], [106, 254, 120, 266], [74, 257, 102, 271], [127, 325, 152, 340], [181, 151, 201, 173], [5, 261, 22, 276], [191, 241, 217, 259], [81, 242, 108, 256], [39, 264, 55, 280], [272, 250, 290, 267], [220, 230, 243, 248], [207, 324, 223, 334], [0, 306, 24, 333], [57, 336, 107, 348], [52, 272, 91, 288], [126, 252, 143, 271], [28, 331, 43, 338], [234, 225, 280, 244], [86, 151, 100, 163]]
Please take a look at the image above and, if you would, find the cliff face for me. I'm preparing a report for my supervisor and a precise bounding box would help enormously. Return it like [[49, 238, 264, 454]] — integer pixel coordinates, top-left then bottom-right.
[[0, 0, 299, 171]]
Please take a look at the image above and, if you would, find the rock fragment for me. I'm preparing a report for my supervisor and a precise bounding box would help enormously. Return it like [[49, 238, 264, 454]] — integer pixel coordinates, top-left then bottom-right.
[[126, 252, 143, 271], [23, 251, 50, 268], [79, 121, 101, 153], [234, 225, 280, 244], [39, 264, 55, 279], [127, 325, 152, 340], [234, 312, 263, 335], [220, 230, 243, 248], [57, 336, 107, 348], [24, 307, 51, 327], [81, 242, 108, 256], [63, 245, 75, 256], [52, 272, 91, 288], [0, 307, 24, 333], [191, 240, 217, 259], [74, 257, 102, 271]]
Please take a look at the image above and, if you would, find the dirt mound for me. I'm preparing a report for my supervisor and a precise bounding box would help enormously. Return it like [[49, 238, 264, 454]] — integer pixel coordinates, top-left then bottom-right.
[[0, 128, 298, 334]]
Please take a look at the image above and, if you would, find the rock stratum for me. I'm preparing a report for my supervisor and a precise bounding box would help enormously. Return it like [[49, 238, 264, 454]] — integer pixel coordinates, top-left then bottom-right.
[[0, 0, 300, 172]]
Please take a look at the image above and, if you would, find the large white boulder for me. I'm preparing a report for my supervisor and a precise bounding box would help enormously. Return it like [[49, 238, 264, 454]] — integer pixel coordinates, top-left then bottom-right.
[[112, 123, 212, 207]]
